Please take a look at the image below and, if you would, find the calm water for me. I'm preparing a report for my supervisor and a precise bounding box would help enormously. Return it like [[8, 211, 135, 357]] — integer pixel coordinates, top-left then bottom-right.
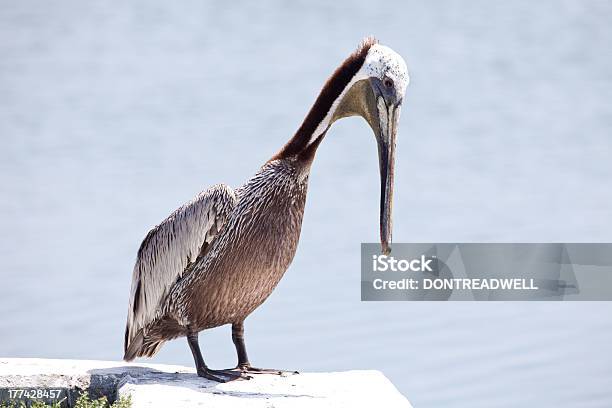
[[1, 1, 612, 407]]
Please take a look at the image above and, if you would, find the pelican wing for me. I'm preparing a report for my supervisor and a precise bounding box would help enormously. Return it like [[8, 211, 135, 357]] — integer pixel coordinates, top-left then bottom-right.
[[124, 184, 237, 356]]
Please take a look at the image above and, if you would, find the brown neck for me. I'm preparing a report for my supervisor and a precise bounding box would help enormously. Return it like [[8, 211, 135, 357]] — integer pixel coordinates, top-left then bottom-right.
[[270, 38, 377, 164]]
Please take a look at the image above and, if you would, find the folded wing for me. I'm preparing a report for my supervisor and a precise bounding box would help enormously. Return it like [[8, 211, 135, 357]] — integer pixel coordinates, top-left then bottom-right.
[[124, 184, 237, 359]]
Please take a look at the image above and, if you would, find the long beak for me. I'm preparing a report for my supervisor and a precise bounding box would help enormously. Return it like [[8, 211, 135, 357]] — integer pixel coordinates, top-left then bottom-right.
[[377, 104, 399, 255]]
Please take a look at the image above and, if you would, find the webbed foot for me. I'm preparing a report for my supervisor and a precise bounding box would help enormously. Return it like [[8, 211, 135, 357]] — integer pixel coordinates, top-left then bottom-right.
[[238, 364, 299, 376], [198, 367, 252, 382]]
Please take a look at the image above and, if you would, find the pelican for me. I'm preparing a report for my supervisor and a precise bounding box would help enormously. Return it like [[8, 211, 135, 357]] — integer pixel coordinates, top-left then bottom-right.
[[124, 37, 409, 382]]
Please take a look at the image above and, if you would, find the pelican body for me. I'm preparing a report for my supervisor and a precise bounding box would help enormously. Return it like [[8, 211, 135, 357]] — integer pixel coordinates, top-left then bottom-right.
[[124, 38, 409, 382]]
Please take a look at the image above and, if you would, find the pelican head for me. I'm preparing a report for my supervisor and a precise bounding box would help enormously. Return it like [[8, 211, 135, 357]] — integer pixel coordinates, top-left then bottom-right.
[[277, 38, 409, 255], [332, 39, 409, 255]]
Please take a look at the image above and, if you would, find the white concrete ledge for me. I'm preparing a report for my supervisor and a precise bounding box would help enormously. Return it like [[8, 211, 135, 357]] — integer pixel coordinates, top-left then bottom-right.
[[0, 358, 412, 407]]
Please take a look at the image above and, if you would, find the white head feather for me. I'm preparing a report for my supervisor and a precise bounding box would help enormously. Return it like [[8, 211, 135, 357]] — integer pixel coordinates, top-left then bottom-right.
[[310, 42, 409, 143], [361, 44, 410, 99]]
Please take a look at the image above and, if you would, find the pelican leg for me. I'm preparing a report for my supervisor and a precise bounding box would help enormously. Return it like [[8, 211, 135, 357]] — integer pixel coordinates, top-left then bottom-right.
[[230, 322, 299, 376], [187, 330, 249, 382]]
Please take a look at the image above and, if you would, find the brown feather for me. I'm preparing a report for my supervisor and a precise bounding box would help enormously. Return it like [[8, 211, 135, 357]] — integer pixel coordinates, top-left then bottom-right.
[[271, 37, 378, 161]]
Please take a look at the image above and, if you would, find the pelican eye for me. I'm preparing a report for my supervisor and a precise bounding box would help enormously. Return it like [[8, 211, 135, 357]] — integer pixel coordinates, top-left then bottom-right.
[[383, 77, 394, 89]]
